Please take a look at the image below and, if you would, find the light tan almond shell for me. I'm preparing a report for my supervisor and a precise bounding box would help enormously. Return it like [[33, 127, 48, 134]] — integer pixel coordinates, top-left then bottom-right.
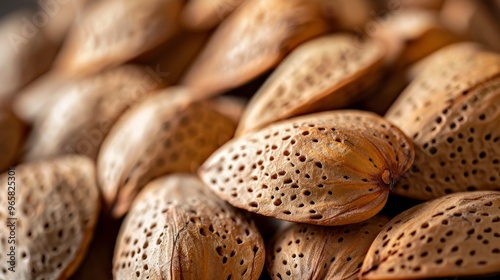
[[182, 0, 328, 98], [0, 156, 100, 280], [113, 175, 265, 280], [266, 215, 390, 280], [0, 11, 57, 104], [360, 191, 500, 279], [0, 109, 24, 172], [236, 34, 385, 136], [55, 0, 181, 77], [199, 110, 414, 226], [13, 71, 72, 124], [97, 88, 236, 217], [181, 0, 245, 30], [25, 65, 162, 162], [386, 45, 500, 200]]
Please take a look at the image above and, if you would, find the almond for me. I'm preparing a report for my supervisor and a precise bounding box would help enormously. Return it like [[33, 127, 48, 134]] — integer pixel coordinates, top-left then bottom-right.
[[113, 174, 265, 279], [237, 34, 385, 135], [199, 110, 414, 226], [0, 109, 24, 172], [386, 44, 500, 200], [182, 0, 328, 98], [0, 11, 57, 104], [0, 156, 100, 280], [266, 215, 390, 280], [97, 88, 236, 217], [360, 191, 500, 279], [25, 65, 163, 161], [55, 0, 182, 77], [181, 0, 245, 30], [208, 96, 247, 124]]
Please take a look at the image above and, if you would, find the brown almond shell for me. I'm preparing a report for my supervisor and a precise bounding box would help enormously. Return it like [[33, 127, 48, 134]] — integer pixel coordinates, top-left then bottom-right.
[[237, 34, 385, 135], [182, 0, 328, 98], [360, 191, 500, 279], [97, 88, 236, 217], [113, 175, 265, 280], [386, 44, 500, 200], [266, 215, 390, 280], [0, 156, 100, 280], [199, 110, 414, 226]]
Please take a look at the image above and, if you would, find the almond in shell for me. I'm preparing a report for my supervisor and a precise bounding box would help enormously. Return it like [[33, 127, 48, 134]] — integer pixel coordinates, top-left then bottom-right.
[[182, 0, 328, 98], [360, 191, 500, 279], [266, 215, 390, 280], [25, 65, 163, 161], [199, 110, 414, 226], [55, 0, 182, 77], [97, 88, 236, 217], [237, 34, 385, 135], [0, 156, 100, 280], [113, 175, 265, 279], [386, 44, 500, 200]]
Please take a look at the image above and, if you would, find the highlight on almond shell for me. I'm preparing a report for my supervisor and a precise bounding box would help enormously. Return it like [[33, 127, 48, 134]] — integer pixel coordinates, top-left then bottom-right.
[[199, 110, 414, 226]]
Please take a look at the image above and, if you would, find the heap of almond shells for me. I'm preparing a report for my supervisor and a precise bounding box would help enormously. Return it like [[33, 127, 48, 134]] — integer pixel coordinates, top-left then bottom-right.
[[0, 0, 499, 279]]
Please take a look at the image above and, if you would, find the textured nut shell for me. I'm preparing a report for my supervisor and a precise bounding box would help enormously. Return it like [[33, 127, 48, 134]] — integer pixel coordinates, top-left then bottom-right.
[[361, 191, 500, 279], [0, 109, 24, 171], [55, 0, 181, 77], [386, 45, 500, 200], [0, 156, 100, 280], [113, 175, 265, 280], [0, 11, 57, 104], [97, 88, 236, 217], [199, 110, 414, 225], [182, 0, 328, 98], [267, 215, 390, 280], [181, 0, 245, 30], [237, 34, 385, 135], [25, 65, 162, 161]]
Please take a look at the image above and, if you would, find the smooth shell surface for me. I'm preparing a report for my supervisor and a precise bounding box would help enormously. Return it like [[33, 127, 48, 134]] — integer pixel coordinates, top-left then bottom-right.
[[98, 88, 236, 217], [181, 0, 245, 30], [0, 109, 24, 172], [56, 0, 181, 76], [361, 191, 500, 279], [386, 44, 500, 200], [237, 34, 385, 135], [0, 11, 57, 104], [0, 156, 100, 280], [266, 215, 390, 280], [200, 110, 414, 225], [113, 175, 265, 280], [25, 65, 162, 161], [182, 0, 327, 98]]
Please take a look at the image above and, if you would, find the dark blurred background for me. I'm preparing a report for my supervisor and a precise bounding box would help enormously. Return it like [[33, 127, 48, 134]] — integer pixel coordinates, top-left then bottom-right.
[[0, 0, 37, 18]]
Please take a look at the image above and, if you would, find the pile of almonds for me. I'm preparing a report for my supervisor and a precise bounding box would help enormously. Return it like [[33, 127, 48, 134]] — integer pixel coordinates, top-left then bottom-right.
[[0, 0, 499, 279]]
